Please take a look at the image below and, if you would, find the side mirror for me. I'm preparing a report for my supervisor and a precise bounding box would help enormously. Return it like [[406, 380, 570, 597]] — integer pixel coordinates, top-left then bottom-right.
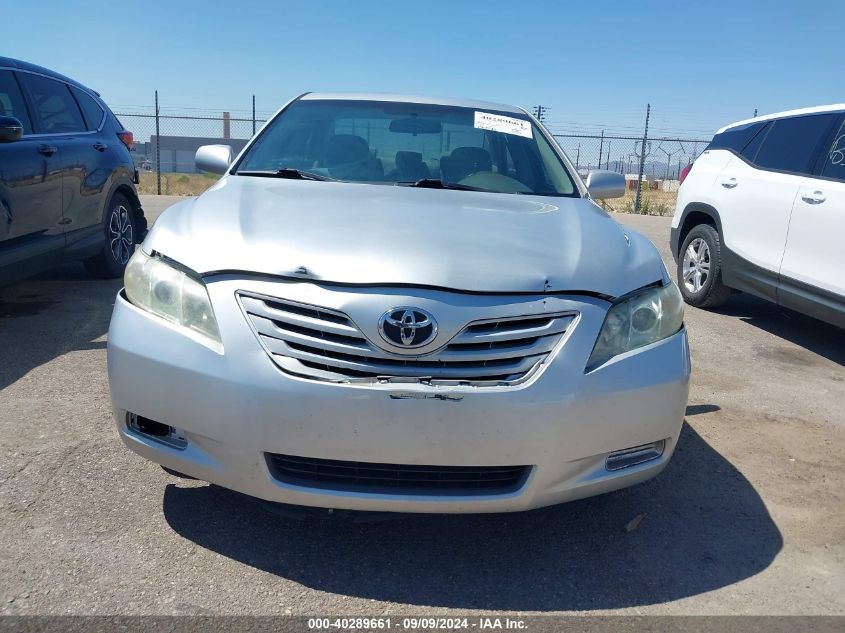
[[0, 116, 23, 143], [585, 170, 625, 199], [195, 144, 233, 175]]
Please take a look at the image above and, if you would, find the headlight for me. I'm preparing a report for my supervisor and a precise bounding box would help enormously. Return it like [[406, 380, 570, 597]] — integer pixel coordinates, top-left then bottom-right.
[[124, 249, 223, 353], [586, 282, 684, 371]]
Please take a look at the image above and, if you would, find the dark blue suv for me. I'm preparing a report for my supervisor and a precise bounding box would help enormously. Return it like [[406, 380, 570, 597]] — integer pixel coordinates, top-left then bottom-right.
[[0, 57, 146, 285]]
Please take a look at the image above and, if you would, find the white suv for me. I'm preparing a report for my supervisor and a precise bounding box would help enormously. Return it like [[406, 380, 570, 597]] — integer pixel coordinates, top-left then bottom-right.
[[670, 104, 845, 328]]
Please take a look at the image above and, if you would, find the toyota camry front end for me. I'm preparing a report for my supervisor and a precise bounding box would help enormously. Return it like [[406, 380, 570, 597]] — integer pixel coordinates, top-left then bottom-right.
[[107, 93, 690, 513]]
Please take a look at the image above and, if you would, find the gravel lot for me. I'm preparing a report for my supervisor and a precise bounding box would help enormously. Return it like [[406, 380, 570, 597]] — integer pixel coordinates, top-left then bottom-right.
[[1, 195, 843, 615]]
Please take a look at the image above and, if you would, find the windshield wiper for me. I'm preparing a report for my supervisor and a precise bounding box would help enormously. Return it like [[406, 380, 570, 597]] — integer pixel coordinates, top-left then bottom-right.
[[396, 178, 486, 192], [237, 168, 333, 181]]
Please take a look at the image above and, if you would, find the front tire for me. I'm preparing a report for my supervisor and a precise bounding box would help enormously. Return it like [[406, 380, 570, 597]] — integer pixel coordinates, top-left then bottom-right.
[[84, 193, 137, 279], [677, 224, 731, 308]]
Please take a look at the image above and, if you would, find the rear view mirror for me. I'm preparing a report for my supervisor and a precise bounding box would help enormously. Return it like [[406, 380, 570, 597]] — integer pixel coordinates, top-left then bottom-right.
[[195, 144, 233, 174], [585, 170, 625, 199], [0, 116, 23, 143], [389, 118, 442, 135]]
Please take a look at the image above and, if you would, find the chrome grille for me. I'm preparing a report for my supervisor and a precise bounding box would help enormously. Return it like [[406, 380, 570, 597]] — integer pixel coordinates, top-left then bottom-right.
[[238, 292, 575, 386]]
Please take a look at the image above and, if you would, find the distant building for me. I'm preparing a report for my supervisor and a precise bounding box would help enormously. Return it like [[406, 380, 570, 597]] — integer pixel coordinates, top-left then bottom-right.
[[624, 173, 643, 190]]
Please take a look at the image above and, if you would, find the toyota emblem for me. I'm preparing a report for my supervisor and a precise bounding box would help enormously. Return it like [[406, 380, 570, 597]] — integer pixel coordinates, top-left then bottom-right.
[[378, 307, 438, 348]]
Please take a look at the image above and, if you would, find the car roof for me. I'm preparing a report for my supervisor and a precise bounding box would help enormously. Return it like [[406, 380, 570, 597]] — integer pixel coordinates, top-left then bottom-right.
[[718, 103, 845, 134], [0, 56, 99, 97], [301, 92, 527, 115]]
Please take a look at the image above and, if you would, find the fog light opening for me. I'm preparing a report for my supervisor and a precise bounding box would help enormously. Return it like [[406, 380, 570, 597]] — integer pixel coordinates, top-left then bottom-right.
[[606, 439, 665, 471], [127, 413, 187, 449]]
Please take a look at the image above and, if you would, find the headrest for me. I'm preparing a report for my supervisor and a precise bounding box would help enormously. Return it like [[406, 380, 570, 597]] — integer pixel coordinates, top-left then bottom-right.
[[325, 134, 370, 166]]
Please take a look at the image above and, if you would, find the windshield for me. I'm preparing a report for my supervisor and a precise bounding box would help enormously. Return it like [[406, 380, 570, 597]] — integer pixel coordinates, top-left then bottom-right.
[[235, 99, 577, 196]]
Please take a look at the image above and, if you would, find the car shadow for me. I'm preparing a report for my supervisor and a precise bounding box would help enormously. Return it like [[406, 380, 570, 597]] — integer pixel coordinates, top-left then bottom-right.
[[686, 403, 721, 416], [713, 293, 844, 366], [162, 422, 782, 611], [0, 264, 119, 391]]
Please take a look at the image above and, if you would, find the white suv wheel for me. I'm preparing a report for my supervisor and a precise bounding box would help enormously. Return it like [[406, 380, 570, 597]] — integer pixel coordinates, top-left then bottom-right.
[[677, 224, 731, 308], [682, 237, 711, 293]]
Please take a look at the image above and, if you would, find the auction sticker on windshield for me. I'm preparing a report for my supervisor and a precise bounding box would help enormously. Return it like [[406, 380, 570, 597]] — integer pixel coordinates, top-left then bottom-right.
[[474, 111, 533, 138]]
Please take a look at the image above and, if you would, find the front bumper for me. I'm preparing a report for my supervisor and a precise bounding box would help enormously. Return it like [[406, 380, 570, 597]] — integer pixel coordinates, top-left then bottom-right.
[[107, 277, 691, 513], [670, 225, 681, 263]]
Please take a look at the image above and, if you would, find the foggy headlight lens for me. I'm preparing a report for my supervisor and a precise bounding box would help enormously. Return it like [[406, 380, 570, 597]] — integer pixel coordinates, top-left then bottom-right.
[[124, 249, 222, 352], [586, 282, 683, 371]]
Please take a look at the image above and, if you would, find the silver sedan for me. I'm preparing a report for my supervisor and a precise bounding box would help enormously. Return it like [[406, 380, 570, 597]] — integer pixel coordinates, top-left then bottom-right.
[[107, 93, 690, 513]]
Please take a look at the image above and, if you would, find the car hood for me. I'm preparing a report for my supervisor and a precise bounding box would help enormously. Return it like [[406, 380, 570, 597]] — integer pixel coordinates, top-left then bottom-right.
[[144, 176, 664, 298]]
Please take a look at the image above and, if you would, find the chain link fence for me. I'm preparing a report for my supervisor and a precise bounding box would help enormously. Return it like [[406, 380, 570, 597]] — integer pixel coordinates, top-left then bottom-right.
[[552, 134, 709, 180], [551, 133, 710, 214], [115, 105, 269, 196], [116, 95, 712, 213]]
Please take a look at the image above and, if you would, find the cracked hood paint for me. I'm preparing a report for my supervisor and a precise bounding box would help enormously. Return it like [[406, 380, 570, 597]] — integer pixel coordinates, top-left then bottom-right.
[[143, 176, 665, 298]]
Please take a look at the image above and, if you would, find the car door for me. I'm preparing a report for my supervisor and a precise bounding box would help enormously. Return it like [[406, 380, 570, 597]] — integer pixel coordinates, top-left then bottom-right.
[[715, 113, 839, 299], [778, 114, 845, 326], [0, 69, 64, 278], [17, 72, 91, 240], [63, 84, 111, 236]]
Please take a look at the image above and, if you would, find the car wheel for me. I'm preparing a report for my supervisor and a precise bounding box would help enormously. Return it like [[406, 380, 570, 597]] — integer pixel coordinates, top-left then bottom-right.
[[677, 224, 731, 308], [84, 193, 137, 279]]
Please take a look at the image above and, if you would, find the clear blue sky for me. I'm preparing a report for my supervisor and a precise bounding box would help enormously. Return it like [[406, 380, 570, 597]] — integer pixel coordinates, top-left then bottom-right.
[[4, 0, 843, 138]]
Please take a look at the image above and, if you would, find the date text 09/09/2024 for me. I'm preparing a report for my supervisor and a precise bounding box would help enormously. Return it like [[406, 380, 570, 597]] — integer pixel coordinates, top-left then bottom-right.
[[307, 617, 528, 630]]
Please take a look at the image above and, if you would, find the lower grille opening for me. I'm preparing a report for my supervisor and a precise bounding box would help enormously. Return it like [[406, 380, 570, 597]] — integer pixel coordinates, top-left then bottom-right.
[[266, 453, 530, 496], [127, 413, 187, 449]]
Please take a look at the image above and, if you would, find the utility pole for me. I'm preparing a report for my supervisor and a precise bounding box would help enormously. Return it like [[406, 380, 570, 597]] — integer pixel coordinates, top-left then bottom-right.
[[598, 130, 604, 170], [155, 90, 161, 196], [635, 103, 650, 214], [252, 95, 256, 135], [657, 145, 676, 181], [533, 105, 549, 122]]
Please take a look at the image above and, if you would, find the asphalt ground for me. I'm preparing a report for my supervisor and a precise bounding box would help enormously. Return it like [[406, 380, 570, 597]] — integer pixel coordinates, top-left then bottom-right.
[[1, 195, 843, 615]]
